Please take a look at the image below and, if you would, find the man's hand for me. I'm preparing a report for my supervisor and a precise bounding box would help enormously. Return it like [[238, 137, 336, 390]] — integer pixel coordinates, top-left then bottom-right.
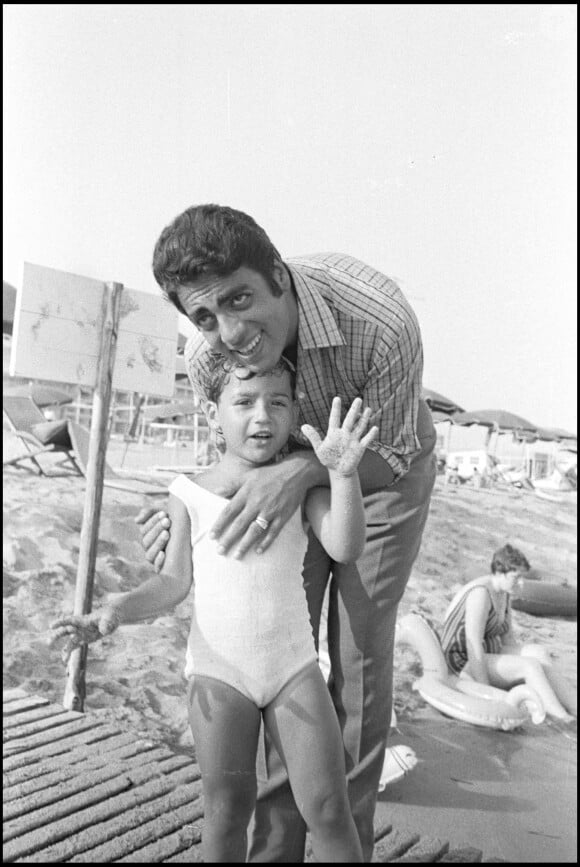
[[51, 608, 120, 664], [209, 455, 319, 559], [301, 397, 378, 476], [135, 507, 171, 573]]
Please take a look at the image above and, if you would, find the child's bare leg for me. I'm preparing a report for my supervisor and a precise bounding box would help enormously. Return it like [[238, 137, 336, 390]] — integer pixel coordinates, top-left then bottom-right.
[[484, 654, 574, 721], [264, 662, 363, 863], [187, 677, 261, 863]]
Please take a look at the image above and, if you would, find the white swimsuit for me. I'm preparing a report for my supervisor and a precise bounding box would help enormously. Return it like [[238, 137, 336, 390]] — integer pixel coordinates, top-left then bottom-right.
[[168, 474, 317, 707]]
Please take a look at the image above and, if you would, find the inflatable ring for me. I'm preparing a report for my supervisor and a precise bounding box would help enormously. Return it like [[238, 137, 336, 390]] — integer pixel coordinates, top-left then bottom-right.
[[511, 577, 577, 617], [396, 612, 546, 731]]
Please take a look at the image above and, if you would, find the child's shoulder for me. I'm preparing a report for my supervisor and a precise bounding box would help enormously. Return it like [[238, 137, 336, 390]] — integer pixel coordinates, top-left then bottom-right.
[[189, 467, 232, 499]]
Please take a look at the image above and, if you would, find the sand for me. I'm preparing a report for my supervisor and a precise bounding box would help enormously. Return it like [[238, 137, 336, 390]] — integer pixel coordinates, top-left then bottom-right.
[[3, 432, 577, 862]]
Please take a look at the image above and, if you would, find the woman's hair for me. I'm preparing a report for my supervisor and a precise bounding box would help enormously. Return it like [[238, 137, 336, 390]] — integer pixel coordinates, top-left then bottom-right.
[[207, 356, 297, 405], [491, 544, 530, 574], [152, 204, 283, 314]]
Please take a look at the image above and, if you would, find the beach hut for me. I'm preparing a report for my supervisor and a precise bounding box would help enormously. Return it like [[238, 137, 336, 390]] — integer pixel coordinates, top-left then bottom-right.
[[445, 409, 576, 485], [445, 408, 536, 476]]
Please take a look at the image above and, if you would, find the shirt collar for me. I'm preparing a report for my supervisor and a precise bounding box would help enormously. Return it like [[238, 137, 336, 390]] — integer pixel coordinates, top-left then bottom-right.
[[286, 263, 346, 350]]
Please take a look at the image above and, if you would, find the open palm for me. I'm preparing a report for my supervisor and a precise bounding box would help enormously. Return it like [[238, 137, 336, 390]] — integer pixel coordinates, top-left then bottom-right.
[[301, 397, 378, 476]]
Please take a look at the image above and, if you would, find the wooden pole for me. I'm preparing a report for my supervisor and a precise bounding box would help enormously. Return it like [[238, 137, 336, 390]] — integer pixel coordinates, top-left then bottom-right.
[[63, 282, 124, 711]]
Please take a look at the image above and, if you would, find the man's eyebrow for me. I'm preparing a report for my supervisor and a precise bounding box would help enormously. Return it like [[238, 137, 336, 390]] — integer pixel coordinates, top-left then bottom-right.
[[189, 284, 251, 314], [215, 284, 251, 306]]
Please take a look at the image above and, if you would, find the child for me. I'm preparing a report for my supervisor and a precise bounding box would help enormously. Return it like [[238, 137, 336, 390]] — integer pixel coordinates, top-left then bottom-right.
[[52, 358, 378, 863], [440, 543, 576, 722]]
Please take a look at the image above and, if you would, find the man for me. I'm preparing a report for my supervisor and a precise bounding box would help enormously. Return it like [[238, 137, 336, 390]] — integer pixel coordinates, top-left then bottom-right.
[[136, 203, 436, 861]]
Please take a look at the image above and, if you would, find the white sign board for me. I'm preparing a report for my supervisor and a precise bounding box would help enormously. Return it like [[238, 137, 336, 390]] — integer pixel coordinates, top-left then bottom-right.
[[10, 263, 179, 397]]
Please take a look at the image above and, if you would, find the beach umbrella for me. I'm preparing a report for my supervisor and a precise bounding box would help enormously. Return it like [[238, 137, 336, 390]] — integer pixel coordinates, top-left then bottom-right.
[[451, 409, 538, 433], [536, 426, 577, 442], [421, 387, 465, 414], [4, 382, 75, 408]]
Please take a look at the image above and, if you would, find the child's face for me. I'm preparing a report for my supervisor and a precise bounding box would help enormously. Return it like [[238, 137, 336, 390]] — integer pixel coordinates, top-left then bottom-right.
[[212, 369, 296, 464]]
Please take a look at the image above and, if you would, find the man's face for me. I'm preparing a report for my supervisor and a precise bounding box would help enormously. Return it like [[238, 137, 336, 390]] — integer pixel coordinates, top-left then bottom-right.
[[176, 264, 298, 374], [211, 368, 296, 465]]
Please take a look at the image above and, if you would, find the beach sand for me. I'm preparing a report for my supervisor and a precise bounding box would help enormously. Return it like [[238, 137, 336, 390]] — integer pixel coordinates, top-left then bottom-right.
[[3, 433, 577, 862]]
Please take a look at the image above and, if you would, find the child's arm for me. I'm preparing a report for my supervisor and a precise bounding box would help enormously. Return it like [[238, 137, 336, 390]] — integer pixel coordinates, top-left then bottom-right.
[[51, 493, 193, 663], [302, 397, 378, 563]]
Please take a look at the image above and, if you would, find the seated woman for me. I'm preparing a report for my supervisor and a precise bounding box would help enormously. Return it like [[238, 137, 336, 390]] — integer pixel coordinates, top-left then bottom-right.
[[440, 544, 576, 722]]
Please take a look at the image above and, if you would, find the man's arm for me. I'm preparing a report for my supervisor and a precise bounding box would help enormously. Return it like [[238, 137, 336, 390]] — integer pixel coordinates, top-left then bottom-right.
[[135, 439, 395, 568]]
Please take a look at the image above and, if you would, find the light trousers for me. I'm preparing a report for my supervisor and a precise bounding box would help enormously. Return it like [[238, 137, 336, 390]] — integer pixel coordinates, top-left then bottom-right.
[[248, 401, 437, 862]]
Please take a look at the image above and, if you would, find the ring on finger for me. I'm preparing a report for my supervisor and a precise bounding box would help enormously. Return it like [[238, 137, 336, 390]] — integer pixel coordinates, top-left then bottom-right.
[[254, 515, 270, 532]]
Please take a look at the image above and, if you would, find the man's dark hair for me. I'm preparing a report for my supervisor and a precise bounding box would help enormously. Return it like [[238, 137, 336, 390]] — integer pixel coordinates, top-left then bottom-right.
[[152, 204, 284, 314], [491, 544, 530, 574]]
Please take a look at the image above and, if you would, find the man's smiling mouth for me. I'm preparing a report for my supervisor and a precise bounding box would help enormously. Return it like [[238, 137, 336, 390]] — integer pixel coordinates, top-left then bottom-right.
[[235, 333, 262, 358]]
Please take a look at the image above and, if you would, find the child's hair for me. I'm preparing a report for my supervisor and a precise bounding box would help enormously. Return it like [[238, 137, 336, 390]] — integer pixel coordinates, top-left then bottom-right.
[[152, 204, 284, 315], [491, 544, 530, 574], [207, 356, 297, 405]]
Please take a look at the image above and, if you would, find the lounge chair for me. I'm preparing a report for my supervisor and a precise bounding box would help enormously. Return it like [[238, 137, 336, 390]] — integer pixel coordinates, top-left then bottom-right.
[[3, 394, 82, 476], [67, 420, 167, 496]]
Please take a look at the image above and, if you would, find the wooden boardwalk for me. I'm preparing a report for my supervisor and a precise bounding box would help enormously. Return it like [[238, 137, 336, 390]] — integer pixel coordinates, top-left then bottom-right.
[[3, 688, 490, 862]]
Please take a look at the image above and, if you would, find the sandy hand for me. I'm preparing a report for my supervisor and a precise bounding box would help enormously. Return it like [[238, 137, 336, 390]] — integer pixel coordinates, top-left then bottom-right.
[[51, 607, 120, 664], [301, 396, 378, 476]]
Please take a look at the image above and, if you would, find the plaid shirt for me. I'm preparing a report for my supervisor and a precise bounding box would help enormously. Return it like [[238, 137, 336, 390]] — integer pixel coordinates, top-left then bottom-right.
[[184, 253, 425, 482]]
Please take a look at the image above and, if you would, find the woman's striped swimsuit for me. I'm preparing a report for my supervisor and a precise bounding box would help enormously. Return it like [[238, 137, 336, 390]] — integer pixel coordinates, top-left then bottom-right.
[[440, 586, 511, 675]]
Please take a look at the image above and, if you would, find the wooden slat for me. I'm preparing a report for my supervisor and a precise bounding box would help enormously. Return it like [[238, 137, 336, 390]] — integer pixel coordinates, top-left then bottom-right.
[[3, 736, 166, 801], [30, 786, 202, 863], [4, 747, 175, 820], [3, 719, 118, 769], [3, 732, 138, 794], [371, 829, 421, 862], [2, 704, 70, 730], [3, 695, 51, 716], [392, 836, 450, 862], [3, 763, 201, 861], [4, 716, 109, 757], [73, 800, 204, 862], [439, 847, 483, 862], [3, 709, 84, 741], [374, 815, 395, 841], [4, 755, 194, 842], [3, 730, 137, 786], [3, 688, 30, 703]]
